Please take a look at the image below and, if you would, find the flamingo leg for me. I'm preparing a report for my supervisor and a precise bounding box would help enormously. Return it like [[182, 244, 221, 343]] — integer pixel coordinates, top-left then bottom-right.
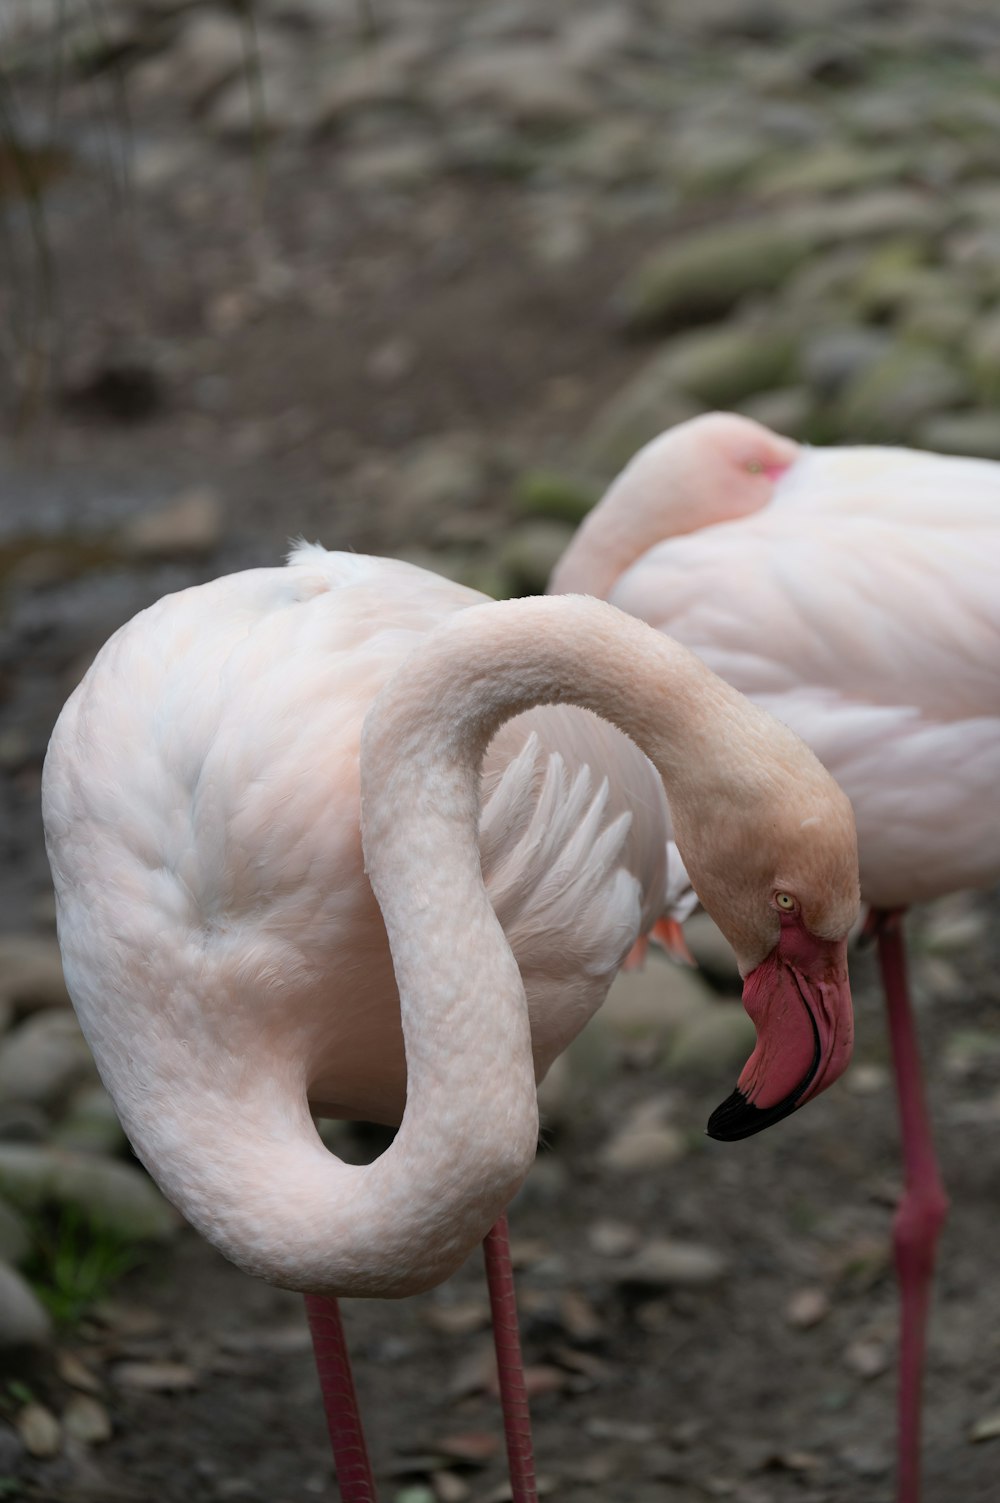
[[304, 1293, 379, 1503], [875, 909, 950, 1503], [482, 1214, 539, 1503]]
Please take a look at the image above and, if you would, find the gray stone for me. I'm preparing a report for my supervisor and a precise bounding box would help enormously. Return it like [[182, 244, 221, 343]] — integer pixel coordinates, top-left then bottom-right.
[[597, 957, 711, 1042], [433, 46, 595, 129], [736, 386, 813, 437], [837, 345, 969, 442], [616, 217, 818, 332], [584, 362, 701, 476], [0, 1262, 52, 1349], [52, 1085, 127, 1156], [666, 1003, 756, 1079], [666, 322, 799, 408], [0, 1145, 178, 1242], [499, 521, 576, 595], [512, 470, 597, 525], [754, 143, 905, 200], [802, 325, 893, 399], [681, 913, 741, 990], [62, 1394, 112, 1446], [122, 486, 223, 561], [0, 1011, 97, 1110], [0, 935, 70, 1012], [918, 412, 1000, 461], [600, 1123, 687, 1174], [616, 1238, 729, 1289], [16, 1402, 61, 1457]]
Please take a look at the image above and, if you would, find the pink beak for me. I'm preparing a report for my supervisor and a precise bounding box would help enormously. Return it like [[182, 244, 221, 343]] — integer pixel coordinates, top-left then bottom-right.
[[706, 913, 853, 1141]]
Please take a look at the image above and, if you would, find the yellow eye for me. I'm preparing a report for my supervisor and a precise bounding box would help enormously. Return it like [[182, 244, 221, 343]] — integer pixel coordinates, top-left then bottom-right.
[[775, 891, 796, 910], [746, 459, 764, 475]]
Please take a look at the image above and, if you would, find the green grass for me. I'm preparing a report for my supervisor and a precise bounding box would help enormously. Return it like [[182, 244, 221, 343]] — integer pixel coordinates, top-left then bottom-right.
[[24, 1205, 143, 1328]]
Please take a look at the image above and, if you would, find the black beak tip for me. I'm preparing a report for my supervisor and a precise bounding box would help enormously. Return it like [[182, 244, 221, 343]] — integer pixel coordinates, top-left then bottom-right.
[[706, 1086, 804, 1142]]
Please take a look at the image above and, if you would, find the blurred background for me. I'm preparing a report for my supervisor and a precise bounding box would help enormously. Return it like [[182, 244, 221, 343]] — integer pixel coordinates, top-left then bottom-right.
[[1, 1, 999, 1500]]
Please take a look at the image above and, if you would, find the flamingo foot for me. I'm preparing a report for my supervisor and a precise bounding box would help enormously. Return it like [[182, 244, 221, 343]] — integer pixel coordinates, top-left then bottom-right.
[[304, 1293, 379, 1503], [874, 909, 950, 1503], [483, 1215, 539, 1503]]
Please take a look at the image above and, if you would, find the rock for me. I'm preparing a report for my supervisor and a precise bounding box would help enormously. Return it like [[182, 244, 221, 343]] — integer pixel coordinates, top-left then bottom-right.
[[837, 344, 969, 442], [736, 386, 813, 437], [970, 1412, 1000, 1443], [0, 935, 70, 1012], [312, 42, 425, 130], [131, 12, 247, 111], [785, 1288, 831, 1329], [122, 485, 223, 561], [754, 142, 903, 200], [395, 436, 485, 530], [512, 469, 597, 524], [51, 1085, 127, 1156], [0, 1146, 178, 1242], [57, 1350, 104, 1394], [666, 1003, 756, 1079], [665, 322, 799, 409], [600, 1123, 686, 1174], [433, 47, 595, 129], [680, 913, 740, 990], [598, 957, 711, 1042], [799, 188, 947, 244], [844, 1338, 889, 1379], [0, 1261, 52, 1348], [112, 1360, 198, 1392], [583, 364, 701, 476], [343, 139, 440, 191], [62, 1394, 112, 1446], [16, 1402, 61, 1458], [0, 1103, 48, 1144], [587, 1219, 640, 1258], [616, 217, 818, 332], [921, 895, 988, 952], [0, 1011, 97, 1110], [616, 1238, 729, 1289], [498, 521, 576, 595], [0, 1196, 30, 1265], [801, 325, 892, 399]]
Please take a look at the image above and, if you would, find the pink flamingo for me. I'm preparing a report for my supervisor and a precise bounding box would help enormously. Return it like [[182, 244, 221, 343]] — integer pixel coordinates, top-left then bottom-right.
[[42, 545, 860, 1500], [551, 410, 1000, 1503]]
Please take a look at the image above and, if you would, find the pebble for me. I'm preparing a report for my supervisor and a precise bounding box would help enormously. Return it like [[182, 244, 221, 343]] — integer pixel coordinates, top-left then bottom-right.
[[785, 1287, 831, 1329], [62, 1393, 112, 1445], [0, 1010, 97, 1110], [122, 485, 224, 561], [597, 956, 711, 1041], [666, 1004, 755, 1079], [0, 1260, 53, 1348], [616, 1238, 729, 1289], [112, 1359, 199, 1392], [587, 1218, 640, 1258], [0, 1144, 178, 1241], [0, 935, 70, 1012], [844, 1338, 890, 1379], [600, 1123, 687, 1174], [969, 1412, 1000, 1443], [16, 1402, 61, 1458]]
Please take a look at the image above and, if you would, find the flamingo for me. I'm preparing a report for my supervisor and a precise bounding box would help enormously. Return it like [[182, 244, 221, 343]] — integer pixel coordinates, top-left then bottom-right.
[[41, 544, 861, 1500], [550, 410, 1000, 1503]]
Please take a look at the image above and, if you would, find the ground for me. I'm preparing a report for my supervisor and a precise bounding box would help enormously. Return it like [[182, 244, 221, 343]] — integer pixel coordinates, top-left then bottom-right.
[[1, 2, 999, 1500]]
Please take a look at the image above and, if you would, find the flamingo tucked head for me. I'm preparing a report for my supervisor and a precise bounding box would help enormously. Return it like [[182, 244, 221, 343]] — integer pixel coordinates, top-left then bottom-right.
[[666, 711, 859, 1142], [549, 412, 800, 601]]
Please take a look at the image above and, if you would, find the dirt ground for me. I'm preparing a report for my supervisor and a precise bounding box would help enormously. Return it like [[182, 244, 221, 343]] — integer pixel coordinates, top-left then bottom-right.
[[2, 3, 1000, 1501]]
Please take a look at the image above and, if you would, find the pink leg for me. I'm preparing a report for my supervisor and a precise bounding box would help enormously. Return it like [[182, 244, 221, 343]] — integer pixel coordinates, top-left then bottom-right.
[[876, 909, 950, 1503], [304, 1294, 379, 1503], [482, 1215, 539, 1503]]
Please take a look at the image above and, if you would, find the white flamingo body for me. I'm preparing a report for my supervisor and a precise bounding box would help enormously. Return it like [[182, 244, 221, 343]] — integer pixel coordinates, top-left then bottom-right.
[[43, 548, 679, 1287], [553, 425, 1000, 907]]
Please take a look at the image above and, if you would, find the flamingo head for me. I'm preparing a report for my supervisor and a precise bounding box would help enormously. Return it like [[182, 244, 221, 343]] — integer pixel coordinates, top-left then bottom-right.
[[671, 726, 859, 1142], [676, 410, 801, 499]]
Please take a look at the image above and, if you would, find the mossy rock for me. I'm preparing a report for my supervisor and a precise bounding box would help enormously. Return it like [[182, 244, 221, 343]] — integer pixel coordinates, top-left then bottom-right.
[[512, 469, 598, 524], [667, 322, 800, 407], [918, 412, 1000, 461], [836, 344, 969, 442], [0, 1146, 178, 1243], [616, 216, 819, 332]]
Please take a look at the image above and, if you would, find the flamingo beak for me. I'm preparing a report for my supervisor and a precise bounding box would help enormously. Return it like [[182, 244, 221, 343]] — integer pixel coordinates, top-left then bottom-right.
[[706, 919, 853, 1142]]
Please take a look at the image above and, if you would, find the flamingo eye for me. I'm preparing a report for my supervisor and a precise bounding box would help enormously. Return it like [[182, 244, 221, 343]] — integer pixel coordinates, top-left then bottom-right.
[[746, 458, 764, 475], [775, 891, 797, 911]]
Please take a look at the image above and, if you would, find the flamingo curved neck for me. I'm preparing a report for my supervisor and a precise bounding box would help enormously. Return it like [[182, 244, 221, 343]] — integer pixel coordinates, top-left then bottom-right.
[[152, 598, 791, 1300]]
